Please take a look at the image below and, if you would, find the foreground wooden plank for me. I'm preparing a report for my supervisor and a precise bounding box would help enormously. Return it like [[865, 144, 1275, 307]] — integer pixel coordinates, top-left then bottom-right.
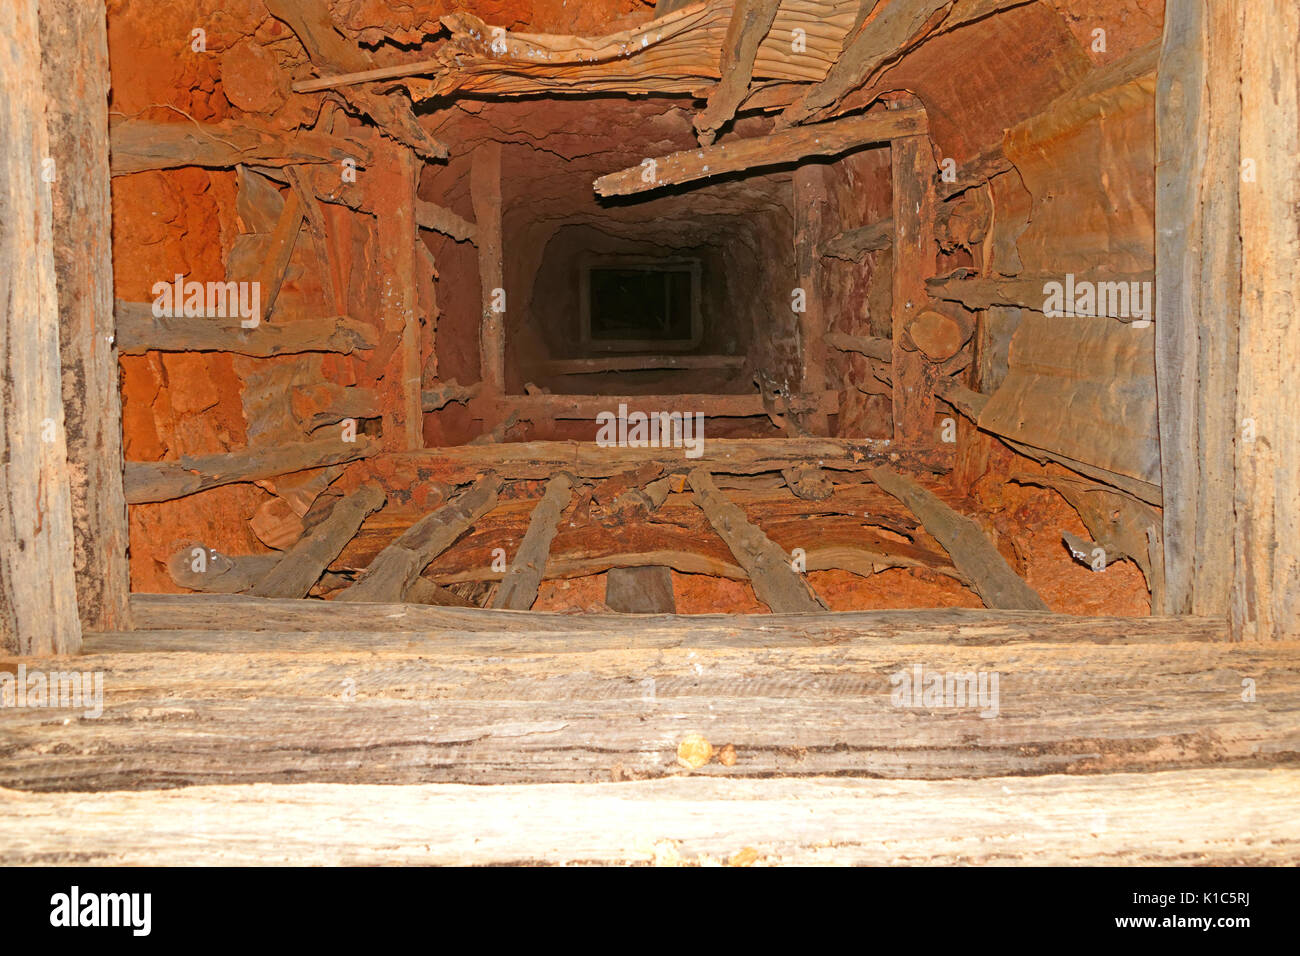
[[125, 594, 1223, 644], [125, 436, 379, 504], [594, 108, 925, 196], [116, 302, 378, 356], [0, 0, 82, 655], [3, 770, 1297, 865], [1, 638, 1295, 789], [42, 0, 131, 634], [870, 466, 1050, 611]]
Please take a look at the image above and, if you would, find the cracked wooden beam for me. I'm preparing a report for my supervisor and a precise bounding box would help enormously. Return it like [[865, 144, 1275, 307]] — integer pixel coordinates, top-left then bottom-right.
[[250, 487, 387, 599]]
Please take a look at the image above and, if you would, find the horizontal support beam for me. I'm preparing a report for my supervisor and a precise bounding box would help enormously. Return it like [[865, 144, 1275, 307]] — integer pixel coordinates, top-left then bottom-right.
[[593, 108, 926, 196], [369, 438, 946, 484], [414, 200, 476, 243], [125, 593, 1226, 644], [825, 331, 893, 363], [475, 391, 838, 421], [540, 354, 745, 375], [115, 302, 378, 356], [125, 435, 378, 505], [109, 117, 367, 176]]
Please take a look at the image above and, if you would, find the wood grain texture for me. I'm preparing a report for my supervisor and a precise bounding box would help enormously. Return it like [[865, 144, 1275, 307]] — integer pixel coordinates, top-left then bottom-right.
[[693, 0, 782, 145], [471, 141, 505, 394], [39, 0, 130, 632], [0, 0, 82, 655], [3, 770, 1298, 865], [1, 637, 1294, 793], [890, 129, 939, 446], [108, 117, 363, 175]]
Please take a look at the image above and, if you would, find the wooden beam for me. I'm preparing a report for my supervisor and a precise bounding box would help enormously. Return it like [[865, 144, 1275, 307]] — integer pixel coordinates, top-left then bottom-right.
[[368, 437, 941, 487], [166, 546, 351, 595], [869, 465, 1049, 610], [606, 565, 677, 613], [290, 384, 382, 430], [115, 302, 378, 356], [255, 187, 303, 321], [692, 0, 781, 145], [594, 108, 926, 197], [927, 271, 1156, 318], [41, 0, 129, 632], [124, 435, 379, 505], [826, 330, 893, 363], [891, 127, 940, 445], [250, 487, 386, 598], [471, 141, 506, 393], [794, 163, 831, 433], [373, 143, 423, 450], [421, 380, 479, 412], [125, 592, 1227, 643], [263, 0, 447, 160], [3, 770, 1296, 865], [0, 0, 81, 655], [541, 354, 744, 375], [415, 200, 476, 243], [491, 474, 574, 610], [474, 391, 837, 421], [820, 218, 893, 260], [688, 469, 826, 613], [336, 474, 500, 603], [777, 0, 952, 128], [108, 117, 364, 176], [1234, 0, 1300, 640]]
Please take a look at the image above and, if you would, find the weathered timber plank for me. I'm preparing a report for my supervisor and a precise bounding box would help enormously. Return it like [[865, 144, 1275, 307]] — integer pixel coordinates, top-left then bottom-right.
[[415, 200, 476, 242], [108, 117, 364, 175], [778, 0, 952, 128], [1233, 0, 1300, 640], [2, 640, 1294, 792], [368, 438, 941, 486], [693, 0, 782, 145], [474, 391, 837, 421], [491, 474, 574, 610], [605, 565, 677, 614], [41, 0, 130, 632], [891, 127, 939, 445], [826, 330, 893, 363], [794, 163, 831, 433], [870, 465, 1049, 610], [0, 0, 82, 655], [3, 771, 1298, 865], [594, 108, 925, 196], [337, 474, 499, 603], [115, 301, 377, 356], [689, 470, 826, 613], [820, 217, 893, 260], [122, 593, 1224, 643], [542, 354, 744, 375], [472, 140, 506, 393], [124, 435, 379, 504], [250, 487, 386, 598]]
